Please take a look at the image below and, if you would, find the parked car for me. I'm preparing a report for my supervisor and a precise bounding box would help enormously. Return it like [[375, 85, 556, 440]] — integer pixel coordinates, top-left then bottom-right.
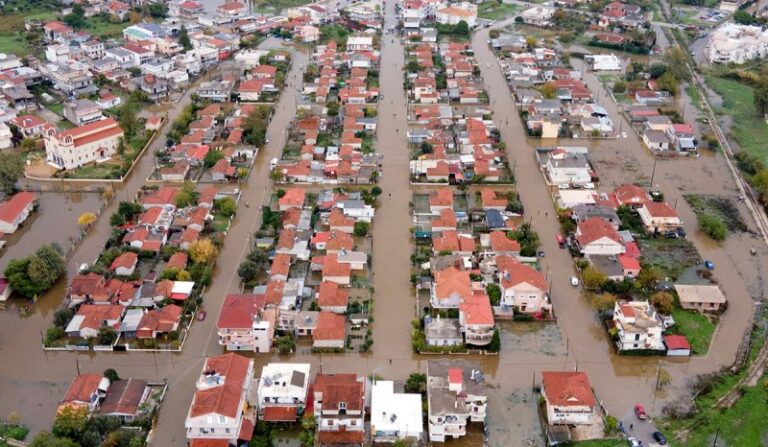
[[197, 310, 207, 321], [270, 158, 278, 170], [556, 234, 566, 248], [704, 260, 715, 270], [627, 438, 641, 447], [634, 404, 647, 420], [570, 276, 579, 287], [536, 250, 545, 258], [652, 431, 667, 445]]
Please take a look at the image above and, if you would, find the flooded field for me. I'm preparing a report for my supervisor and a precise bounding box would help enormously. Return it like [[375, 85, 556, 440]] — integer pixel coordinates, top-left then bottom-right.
[[0, 10, 766, 447]]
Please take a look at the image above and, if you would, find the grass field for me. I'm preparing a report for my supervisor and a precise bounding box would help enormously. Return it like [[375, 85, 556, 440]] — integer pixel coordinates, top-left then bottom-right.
[[684, 84, 702, 111], [667, 308, 716, 355], [251, 0, 309, 13], [660, 326, 767, 447], [0, 10, 54, 56], [705, 76, 768, 166], [83, 16, 132, 39], [477, 1, 517, 20]]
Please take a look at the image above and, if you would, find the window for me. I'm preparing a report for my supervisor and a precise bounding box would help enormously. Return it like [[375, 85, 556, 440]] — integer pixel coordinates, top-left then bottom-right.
[[219, 415, 226, 424], [339, 402, 346, 410]]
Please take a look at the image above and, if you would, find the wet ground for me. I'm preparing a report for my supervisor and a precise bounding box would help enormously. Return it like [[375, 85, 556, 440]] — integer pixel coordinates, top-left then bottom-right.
[[0, 12, 766, 447]]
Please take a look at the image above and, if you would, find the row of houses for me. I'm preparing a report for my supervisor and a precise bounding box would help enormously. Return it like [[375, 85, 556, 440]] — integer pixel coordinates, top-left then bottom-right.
[[184, 353, 489, 446], [399, 0, 479, 30]]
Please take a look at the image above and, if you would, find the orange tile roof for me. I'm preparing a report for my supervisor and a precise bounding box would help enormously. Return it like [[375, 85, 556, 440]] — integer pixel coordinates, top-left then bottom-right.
[[317, 281, 349, 308], [313, 311, 346, 341], [541, 371, 595, 407], [434, 267, 471, 300], [461, 291, 494, 325]]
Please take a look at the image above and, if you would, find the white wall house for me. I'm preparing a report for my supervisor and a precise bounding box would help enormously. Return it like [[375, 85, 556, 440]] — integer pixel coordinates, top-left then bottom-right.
[[541, 371, 596, 426], [371, 380, 424, 443], [44, 117, 124, 170]]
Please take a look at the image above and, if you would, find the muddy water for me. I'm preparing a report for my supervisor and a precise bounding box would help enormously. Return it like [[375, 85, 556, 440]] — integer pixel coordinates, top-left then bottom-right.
[[1, 15, 764, 447], [473, 20, 766, 420], [0, 192, 104, 274]]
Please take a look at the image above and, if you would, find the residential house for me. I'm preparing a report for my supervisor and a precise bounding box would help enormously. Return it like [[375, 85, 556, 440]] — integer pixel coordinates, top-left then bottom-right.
[[427, 359, 487, 443], [0, 192, 36, 234], [100, 378, 151, 422], [136, 304, 182, 339], [63, 98, 103, 126], [256, 362, 311, 422], [313, 374, 366, 447], [541, 371, 596, 426], [110, 252, 138, 276], [185, 353, 256, 445], [65, 304, 125, 339], [313, 311, 346, 349], [216, 293, 274, 353], [431, 267, 471, 309], [58, 373, 110, 415], [497, 255, 551, 315], [371, 380, 424, 443], [459, 292, 494, 346], [637, 201, 681, 233], [612, 301, 665, 351], [575, 217, 625, 256], [674, 284, 727, 312], [317, 281, 349, 314]]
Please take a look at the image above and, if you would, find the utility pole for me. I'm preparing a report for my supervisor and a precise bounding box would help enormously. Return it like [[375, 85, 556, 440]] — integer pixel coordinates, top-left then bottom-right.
[[76, 358, 81, 376], [649, 158, 658, 187], [713, 427, 720, 446]]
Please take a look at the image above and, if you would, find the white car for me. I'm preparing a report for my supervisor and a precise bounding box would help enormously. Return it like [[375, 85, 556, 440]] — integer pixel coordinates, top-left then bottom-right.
[[270, 158, 278, 169], [486, 62, 492, 68], [570, 276, 579, 287], [627, 438, 641, 447]]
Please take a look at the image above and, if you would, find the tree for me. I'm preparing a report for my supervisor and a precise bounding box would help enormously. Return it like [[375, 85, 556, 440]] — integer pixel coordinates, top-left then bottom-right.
[[0, 152, 24, 194], [77, 212, 97, 227], [540, 82, 557, 99], [453, 20, 469, 36], [54, 308, 75, 328], [238, 260, 259, 282], [582, 266, 607, 290], [326, 100, 340, 116], [29, 431, 80, 447], [656, 71, 679, 96], [733, 9, 756, 25], [178, 25, 192, 52], [97, 327, 117, 345], [514, 16, 524, 23], [53, 406, 88, 439], [175, 181, 198, 208], [525, 36, 537, 48], [104, 368, 120, 382], [404, 373, 427, 395], [405, 60, 421, 73], [662, 48, 691, 82], [215, 197, 237, 217], [651, 291, 674, 315], [146, 2, 168, 17], [203, 149, 224, 168], [5, 244, 66, 298], [698, 212, 727, 241], [486, 283, 501, 306], [613, 80, 627, 93], [754, 79, 768, 118], [188, 238, 218, 264], [277, 333, 295, 354], [590, 292, 617, 314], [636, 266, 660, 290], [353, 221, 369, 237]]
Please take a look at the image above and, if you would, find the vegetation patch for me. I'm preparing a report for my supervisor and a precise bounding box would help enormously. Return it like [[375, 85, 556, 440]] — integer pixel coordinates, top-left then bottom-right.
[[667, 307, 717, 355], [638, 238, 700, 280], [477, 1, 516, 20], [685, 194, 747, 234]]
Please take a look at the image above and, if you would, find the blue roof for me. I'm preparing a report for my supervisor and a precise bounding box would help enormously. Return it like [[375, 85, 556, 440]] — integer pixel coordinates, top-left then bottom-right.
[[486, 209, 505, 229]]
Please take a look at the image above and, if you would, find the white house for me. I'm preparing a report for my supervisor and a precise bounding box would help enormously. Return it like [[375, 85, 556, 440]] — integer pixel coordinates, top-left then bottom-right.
[[708, 23, 768, 64], [371, 380, 424, 443], [612, 301, 665, 352], [545, 150, 592, 186], [0, 192, 36, 234], [427, 359, 487, 443], [541, 371, 596, 426], [637, 201, 682, 233], [44, 117, 124, 170], [313, 374, 366, 446], [590, 53, 622, 71], [216, 294, 274, 353], [575, 217, 625, 256], [0, 122, 13, 150], [257, 363, 310, 422], [185, 353, 255, 445], [497, 255, 551, 315], [346, 35, 374, 52]]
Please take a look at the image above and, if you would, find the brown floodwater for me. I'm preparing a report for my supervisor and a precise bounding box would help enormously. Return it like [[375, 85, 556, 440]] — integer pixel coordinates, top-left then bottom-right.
[[1, 11, 765, 447]]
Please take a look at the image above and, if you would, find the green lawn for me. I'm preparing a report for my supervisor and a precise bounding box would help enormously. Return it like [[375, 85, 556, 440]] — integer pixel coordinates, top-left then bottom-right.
[[704, 76, 768, 165], [667, 308, 716, 355], [478, 1, 517, 20], [251, 0, 309, 13], [660, 329, 767, 447], [83, 16, 131, 38], [684, 84, 702, 111], [47, 103, 64, 116], [0, 10, 54, 56]]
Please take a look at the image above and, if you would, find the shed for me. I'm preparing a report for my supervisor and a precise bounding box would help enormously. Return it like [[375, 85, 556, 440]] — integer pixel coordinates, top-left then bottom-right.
[[664, 334, 691, 356]]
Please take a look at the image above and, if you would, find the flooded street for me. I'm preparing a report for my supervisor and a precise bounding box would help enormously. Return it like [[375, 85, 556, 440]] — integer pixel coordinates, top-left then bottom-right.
[[0, 11, 765, 447]]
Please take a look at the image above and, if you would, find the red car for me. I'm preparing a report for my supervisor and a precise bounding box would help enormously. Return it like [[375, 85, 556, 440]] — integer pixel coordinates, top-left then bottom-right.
[[556, 234, 566, 248], [197, 310, 207, 321], [634, 404, 647, 420]]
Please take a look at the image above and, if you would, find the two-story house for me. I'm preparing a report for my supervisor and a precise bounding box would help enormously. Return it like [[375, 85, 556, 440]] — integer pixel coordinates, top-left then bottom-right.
[[185, 353, 256, 445], [257, 363, 311, 422], [496, 255, 552, 315], [612, 301, 665, 352], [541, 371, 596, 426], [216, 294, 274, 353], [313, 374, 367, 447], [427, 359, 487, 443]]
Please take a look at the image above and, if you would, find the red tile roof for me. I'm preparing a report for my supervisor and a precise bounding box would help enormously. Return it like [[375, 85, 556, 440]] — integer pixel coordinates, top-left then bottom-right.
[[497, 255, 548, 291], [62, 373, 104, 404], [0, 192, 35, 224], [434, 267, 471, 300], [542, 371, 595, 407], [576, 217, 621, 246], [262, 406, 298, 421], [642, 201, 679, 219], [110, 252, 138, 271], [190, 354, 251, 418], [217, 294, 265, 329], [313, 374, 364, 410], [317, 281, 349, 308], [460, 292, 494, 325], [664, 334, 691, 351], [313, 311, 346, 341]]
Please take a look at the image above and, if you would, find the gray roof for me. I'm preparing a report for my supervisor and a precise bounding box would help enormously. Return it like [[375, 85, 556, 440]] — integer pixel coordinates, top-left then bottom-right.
[[424, 317, 461, 340], [588, 254, 624, 278]]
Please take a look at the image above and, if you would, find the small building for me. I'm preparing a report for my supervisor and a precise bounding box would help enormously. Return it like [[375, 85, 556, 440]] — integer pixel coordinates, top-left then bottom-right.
[[0, 192, 36, 234], [589, 53, 622, 71], [664, 334, 691, 356], [424, 316, 463, 347], [313, 374, 366, 447], [216, 293, 274, 353], [313, 311, 346, 349], [612, 301, 665, 352], [110, 251, 138, 276], [44, 117, 124, 170], [637, 201, 682, 233], [371, 380, 424, 443], [674, 284, 727, 312], [99, 378, 151, 422], [58, 373, 110, 415]]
